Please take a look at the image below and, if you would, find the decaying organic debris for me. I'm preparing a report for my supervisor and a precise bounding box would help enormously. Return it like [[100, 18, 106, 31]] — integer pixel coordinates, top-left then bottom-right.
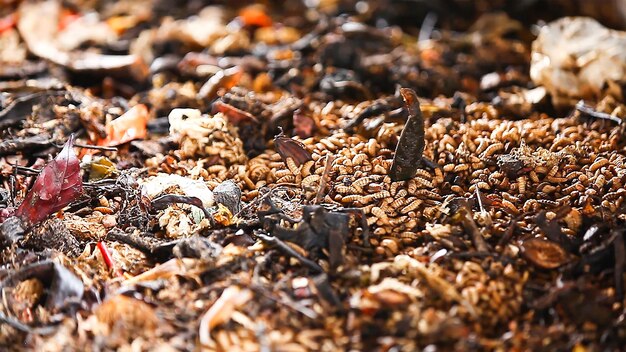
[[2, 1, 626, 351]]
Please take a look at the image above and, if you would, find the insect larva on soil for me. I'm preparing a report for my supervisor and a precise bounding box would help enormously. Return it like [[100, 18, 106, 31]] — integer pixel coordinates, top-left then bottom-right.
[[395, 189, 408, 199], [301, 174, 320, 187], [335, 185, 354, 194], [341, 194, 367, 204], [400, 199, 422, 214], [547, 165, 559, 178], [276, 175, 296, 183], [480, 143, 504, 158], [413, 189, 442, 200], [390, 181, 404, 196], [590, 158, 609, 172], [594, 174, 606, 189], [286, 157, 300, 175], [301, 160, 315, 177], [389, 197, 408, 209], [443, 164, 455, 172], [274, 169, 293, 178], [546, 176, 567, 183], [371, 191, 391, 200]]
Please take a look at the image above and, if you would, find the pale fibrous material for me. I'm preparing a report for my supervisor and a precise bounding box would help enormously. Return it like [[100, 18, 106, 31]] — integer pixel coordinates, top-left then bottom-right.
[[531, 17, 626, 106]]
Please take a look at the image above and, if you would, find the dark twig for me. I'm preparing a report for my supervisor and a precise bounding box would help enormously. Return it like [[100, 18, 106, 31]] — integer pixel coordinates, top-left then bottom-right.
[[251, 285, 318, 319], [61, 142, 118, 151], [314, 154, 334, 204], [0, 312, 56, 335], [9, 164, 41, 175], [151, 194, 212, 220], [614, 232, 624, 300], [256, 232, 323, 273]]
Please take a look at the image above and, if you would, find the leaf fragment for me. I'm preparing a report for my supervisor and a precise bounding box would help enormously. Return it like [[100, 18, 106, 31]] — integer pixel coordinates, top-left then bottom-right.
[[389, 88, 425, 181], [274, 132, 312, 166], [15, 136, 83, 226]]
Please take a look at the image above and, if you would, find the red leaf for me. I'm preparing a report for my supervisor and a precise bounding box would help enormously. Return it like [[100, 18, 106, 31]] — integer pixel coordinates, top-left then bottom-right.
[[16, 136, 83, 226]]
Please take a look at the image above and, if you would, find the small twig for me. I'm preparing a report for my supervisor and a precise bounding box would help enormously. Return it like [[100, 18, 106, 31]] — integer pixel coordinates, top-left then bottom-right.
[[52, 141, 117, 151], [256, 232, 323, 273], [0, 311, 56, 335], [614, 232, 624, 300], [497, 220, 517, 249], [314, 154, 335, 204], [251, 285, 318, 319], [151, 194, 212, 220], [576, 100, 623, 125], [8, 164, 41, 175], [475, 188, 486, 214], [73, 143, 118, 151], [458, 206, 490, 253]]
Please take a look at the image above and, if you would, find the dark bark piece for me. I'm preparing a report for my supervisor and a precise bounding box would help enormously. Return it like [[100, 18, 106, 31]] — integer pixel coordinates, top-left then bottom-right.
[[0, 260, 83, 313], [256, 231, 324, 273], [0, 92, 50, 129], [172, 235, 223, 260], [21, 218, 81, 257], [0, 134, 53, 156], [106, 228, 180, 262], [213, 101, 259, 125], [47, 261, 84, 311], [0, 216, 25, 247], [449, 198, 490, 252], [343, 102, 390, 132], [389, 88, 425, 181], [497, 153, 526, 178], [536, 211, 578, 253]]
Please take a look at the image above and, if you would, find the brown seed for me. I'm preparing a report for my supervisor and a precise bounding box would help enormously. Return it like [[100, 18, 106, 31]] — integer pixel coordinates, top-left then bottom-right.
[[521, 238, 569, 269]]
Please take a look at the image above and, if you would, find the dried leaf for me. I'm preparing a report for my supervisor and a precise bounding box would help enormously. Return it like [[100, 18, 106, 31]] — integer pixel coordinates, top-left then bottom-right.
[[389, 88, 425, 181], [199, 286, 253, 347], [212, 100, 259, 125], [274, 132, 312, 166], [122, 258, 200, 286], [88, 157, 118, 181], [0, 260, 83, 312], [15, 136, 83, 226], [98, 104, 149, 146], [18, 1, 146, 78], [212, 204, 234, 226]]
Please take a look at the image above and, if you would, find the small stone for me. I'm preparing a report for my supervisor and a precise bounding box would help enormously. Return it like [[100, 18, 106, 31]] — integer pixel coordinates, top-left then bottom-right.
[[102, 215, 117, 229]]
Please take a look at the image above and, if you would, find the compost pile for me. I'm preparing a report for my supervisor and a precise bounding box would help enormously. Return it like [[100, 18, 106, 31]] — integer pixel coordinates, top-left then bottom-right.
[[2, 0, 626, 350]]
